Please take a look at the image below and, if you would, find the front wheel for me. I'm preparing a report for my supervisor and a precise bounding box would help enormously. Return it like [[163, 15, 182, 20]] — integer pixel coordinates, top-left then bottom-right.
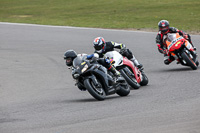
[[120, 68, 140, 89], [181, 51, 197, 70], [84, 78, 106, 101]]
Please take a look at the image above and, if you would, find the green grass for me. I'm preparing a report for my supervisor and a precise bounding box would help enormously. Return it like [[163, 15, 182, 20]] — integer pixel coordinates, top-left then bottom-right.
[[0, 0, 200, 32]]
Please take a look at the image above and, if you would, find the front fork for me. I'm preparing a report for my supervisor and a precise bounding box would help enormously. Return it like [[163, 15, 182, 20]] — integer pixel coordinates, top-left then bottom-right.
[[87, 74, 100, 87], [123, 67, 142, 83]]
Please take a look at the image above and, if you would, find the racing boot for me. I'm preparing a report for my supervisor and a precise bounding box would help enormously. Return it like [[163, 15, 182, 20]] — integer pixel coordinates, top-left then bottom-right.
[[109, 66, 121, 83], [187, 34, 196, 50], [192, 44, 197, 51], [164, 59, 172, 65], [164, 54, 175, 65], [130, 58, 143, 70]]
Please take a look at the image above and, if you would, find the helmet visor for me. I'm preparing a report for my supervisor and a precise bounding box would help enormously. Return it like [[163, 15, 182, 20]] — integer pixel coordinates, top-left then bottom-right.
[[66, 58, 72, 66], [159, 26, 169, 33], [94, 45, 102, 51]]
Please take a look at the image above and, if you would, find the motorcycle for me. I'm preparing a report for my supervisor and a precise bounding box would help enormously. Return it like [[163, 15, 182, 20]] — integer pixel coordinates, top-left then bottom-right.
[[70, 54, 130, 101], [104, 51, 148, 89], [165, 33, 198, 70]]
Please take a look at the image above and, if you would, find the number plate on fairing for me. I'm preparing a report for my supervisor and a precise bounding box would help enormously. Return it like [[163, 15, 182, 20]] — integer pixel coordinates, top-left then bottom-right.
[[168, 36, 183, 50]]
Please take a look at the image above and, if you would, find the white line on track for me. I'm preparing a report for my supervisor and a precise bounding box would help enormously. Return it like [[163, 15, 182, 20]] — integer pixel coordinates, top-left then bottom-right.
[[0, 22, 156, 34]]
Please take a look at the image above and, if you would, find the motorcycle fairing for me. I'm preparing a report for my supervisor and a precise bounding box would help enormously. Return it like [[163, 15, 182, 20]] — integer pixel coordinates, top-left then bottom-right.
[[122, 57, 142, 83], [85, 66, 116, 95]]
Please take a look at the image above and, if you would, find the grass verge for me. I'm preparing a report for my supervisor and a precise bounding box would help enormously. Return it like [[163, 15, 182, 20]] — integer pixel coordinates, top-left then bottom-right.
[[0, 0, 200, 33]]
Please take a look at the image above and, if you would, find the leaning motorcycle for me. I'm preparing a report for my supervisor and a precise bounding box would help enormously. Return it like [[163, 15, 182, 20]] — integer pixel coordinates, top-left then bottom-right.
[[70, 54, 130, 101], [104, 51, 148, 89], [165, 33, 198, 70]]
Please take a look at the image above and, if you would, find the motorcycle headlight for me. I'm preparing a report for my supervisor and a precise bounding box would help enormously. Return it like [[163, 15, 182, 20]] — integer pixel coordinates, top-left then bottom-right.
[[81, 64, 88, 73]]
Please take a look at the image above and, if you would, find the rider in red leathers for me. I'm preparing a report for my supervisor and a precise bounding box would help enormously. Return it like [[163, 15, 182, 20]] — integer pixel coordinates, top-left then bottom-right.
[[156, 20, 197, 65]]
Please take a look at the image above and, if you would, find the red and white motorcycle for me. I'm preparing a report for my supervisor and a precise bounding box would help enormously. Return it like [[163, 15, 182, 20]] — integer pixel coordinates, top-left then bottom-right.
[[104, 51, 148, 89]]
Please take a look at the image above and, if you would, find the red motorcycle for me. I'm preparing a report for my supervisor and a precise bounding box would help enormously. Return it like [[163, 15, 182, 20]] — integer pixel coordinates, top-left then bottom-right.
[[104, 51, 148, 89], [165, 33, 198, 70]]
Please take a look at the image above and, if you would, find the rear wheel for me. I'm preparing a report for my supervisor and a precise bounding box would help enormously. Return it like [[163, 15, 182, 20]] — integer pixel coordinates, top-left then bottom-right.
[[181, 52, 197, 70], [140, 72, 148, 86], [116, 80, 130, 96], [120, 68, 140, 89], [84, 78, 106, 101]]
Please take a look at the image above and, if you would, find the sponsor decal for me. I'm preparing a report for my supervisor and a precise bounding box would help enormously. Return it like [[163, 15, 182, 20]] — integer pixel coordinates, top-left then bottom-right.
[[81, 62, 86, 65], [168, 37, 183, 50]]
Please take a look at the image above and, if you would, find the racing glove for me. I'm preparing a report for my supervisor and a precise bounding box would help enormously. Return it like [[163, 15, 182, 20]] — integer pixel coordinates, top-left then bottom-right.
[[183, 34, 188, 40], [105, 58, 111, 64], [163, 49, 168, 55]]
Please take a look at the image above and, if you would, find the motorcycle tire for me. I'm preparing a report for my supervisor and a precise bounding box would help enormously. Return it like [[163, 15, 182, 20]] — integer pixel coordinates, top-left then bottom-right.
[[140, 72, 149, 86], [181, 52, 197, 70], [116, 81, 130, 96], [84, 78, 106, 101], [120, 68, 140, 89]]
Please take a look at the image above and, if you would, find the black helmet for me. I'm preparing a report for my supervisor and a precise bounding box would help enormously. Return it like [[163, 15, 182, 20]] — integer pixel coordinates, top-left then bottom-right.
[[158, 20, 169, 34], [64, 50, 77, 66]]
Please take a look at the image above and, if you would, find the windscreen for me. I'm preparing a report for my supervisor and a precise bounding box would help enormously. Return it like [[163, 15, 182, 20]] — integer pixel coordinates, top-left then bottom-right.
[[167, 33, 177, 42], [73, 54, 87, 67]]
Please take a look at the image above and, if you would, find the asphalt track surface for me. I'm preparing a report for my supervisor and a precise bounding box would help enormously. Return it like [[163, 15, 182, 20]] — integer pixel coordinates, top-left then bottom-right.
[[0, 22, 200, 133]]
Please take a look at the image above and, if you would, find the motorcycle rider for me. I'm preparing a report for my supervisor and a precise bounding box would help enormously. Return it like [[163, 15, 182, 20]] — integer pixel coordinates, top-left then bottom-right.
[[91, 37, 143, 69], [64, 50, 78, 67], [64, 49, 121, 80], [156, 20, 197, 65]]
